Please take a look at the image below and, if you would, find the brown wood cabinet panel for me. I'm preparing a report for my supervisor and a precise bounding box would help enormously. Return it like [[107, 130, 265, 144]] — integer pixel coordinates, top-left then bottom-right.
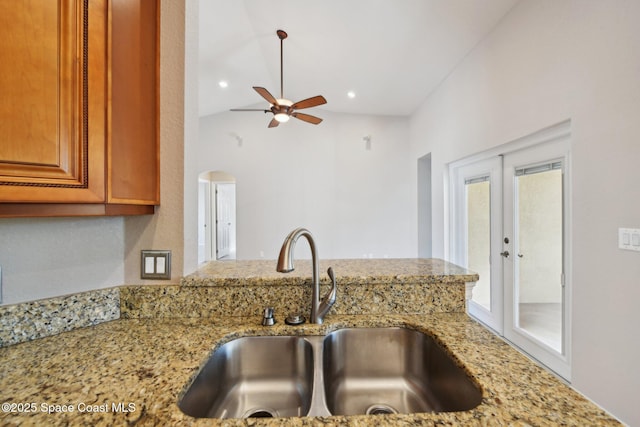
[[0, 0, 159, 217], [0, 203, 153, 218], [0, 0, 104, 200], [109, 0, 159, 204], [0, 0, 59, 166]]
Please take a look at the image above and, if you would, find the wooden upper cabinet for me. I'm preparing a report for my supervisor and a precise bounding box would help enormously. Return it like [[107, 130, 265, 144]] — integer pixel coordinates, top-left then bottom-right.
[[0, 0, 159, 217], [109, 0, 159, 206]]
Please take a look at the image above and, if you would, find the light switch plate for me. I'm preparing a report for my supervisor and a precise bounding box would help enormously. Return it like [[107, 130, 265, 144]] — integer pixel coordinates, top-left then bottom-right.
[[618, 228, 640, 252], [141, 250, 172, 279]]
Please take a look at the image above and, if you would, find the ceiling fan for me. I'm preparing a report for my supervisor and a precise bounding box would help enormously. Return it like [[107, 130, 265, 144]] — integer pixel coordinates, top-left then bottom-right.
[[230, 29, 327, 128]]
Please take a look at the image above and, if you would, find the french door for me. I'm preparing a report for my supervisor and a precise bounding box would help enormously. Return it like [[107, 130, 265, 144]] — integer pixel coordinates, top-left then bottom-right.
[[452, 130, 571, 380]]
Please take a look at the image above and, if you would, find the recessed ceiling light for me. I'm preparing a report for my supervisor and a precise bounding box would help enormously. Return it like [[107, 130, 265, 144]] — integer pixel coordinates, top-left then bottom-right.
[[347, 91, 356, 99], [218, 81, 229, 88]]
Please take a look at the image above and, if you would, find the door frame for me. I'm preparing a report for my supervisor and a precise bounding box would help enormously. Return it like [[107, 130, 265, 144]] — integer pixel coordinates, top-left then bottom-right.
[[197, 179, 212, 264], [197, 172, 237, 263]]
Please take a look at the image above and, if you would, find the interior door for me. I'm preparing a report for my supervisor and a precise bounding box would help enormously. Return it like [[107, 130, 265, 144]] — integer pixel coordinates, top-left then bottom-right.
[[215, 183, 234, 260], [502, 142, 570, 379]]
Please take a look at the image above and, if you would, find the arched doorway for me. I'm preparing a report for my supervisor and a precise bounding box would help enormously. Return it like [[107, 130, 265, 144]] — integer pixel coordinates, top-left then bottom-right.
[[198, 171, 236, 263]]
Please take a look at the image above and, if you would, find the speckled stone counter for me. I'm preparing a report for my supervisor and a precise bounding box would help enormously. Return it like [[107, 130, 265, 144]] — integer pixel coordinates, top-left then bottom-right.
[[0, 314, 620, 426], [180, 259, 480, 286], [0, 259, 622, 425], [0, 288, 120, 347], [121, 259, 476, 318]]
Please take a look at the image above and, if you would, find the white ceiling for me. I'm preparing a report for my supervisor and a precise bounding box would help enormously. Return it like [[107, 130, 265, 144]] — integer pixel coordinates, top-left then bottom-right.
[[198, 0, 519, 118]]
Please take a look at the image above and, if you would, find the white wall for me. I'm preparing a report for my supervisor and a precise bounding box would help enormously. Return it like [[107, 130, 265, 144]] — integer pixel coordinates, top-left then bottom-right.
[[409, 1, 640, 424], [198, 110, 416, 260]]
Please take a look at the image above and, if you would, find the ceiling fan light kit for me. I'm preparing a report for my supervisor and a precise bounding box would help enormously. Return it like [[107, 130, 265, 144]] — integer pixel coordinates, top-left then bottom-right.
[[230, 29, 327, 128]]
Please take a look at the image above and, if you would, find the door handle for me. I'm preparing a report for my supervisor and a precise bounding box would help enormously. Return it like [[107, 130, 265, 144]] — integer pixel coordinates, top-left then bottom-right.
[[500, 251, 510, 258]]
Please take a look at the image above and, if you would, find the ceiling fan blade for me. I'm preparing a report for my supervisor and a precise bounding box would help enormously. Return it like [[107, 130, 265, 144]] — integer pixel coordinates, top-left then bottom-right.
[[291, 95, 327, 110], [268, 118, 280, 128], [292, 112, 323, 125], [253, 87, 278, 105], [230, 108, 270, 112]]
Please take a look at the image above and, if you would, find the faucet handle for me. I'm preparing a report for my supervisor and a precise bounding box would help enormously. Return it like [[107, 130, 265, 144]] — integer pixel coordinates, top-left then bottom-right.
[[327, 267, 335, 281], [319, 267, 337, 316]]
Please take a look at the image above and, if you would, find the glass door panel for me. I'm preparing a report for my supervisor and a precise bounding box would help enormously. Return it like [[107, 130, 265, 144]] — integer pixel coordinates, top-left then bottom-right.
[[515, 167, 563, 352], [466, 179, 491, 311]]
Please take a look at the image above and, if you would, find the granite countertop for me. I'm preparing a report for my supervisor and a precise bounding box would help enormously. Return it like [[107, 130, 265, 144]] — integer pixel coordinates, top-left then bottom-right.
[[0, 314, 620, 426], [0, 259, 621, 426], [181, 258, 480, 286]]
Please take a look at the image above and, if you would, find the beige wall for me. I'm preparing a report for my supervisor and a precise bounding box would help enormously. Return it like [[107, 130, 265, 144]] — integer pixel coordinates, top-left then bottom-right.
[[0, 217, 125, 304]]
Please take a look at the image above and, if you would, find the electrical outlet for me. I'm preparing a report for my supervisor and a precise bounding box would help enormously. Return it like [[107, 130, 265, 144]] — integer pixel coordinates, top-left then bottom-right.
[[141, 250, 171, 279]]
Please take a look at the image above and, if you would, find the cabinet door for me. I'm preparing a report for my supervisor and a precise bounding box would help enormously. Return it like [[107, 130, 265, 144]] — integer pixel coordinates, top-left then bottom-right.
[[0, 0, 106, 203]]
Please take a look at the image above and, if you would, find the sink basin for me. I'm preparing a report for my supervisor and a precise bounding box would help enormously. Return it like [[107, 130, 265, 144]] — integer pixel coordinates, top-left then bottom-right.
[[179, 327, 482, 419], [178, 336, 314, 419], [322, 327, 482, 415]]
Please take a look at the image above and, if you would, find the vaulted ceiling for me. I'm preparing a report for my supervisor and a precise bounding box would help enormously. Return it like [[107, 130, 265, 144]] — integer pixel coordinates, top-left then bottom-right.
[[198, 0, 519, 118]]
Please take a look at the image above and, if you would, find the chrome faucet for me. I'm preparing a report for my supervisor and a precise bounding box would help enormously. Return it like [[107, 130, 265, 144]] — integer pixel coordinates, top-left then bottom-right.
[[276, 228, 337, 324]]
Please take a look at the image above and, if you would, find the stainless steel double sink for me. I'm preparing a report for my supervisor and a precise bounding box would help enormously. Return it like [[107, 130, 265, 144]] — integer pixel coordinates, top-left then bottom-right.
[[178, 327, 482, 419]]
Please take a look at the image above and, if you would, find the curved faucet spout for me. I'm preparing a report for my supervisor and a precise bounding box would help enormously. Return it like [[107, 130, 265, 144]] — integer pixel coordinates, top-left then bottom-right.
[[276, 228, 336, 324], [276, 228, 315, 274]]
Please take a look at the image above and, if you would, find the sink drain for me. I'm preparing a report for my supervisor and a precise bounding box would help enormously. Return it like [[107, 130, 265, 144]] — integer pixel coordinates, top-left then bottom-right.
[[365, 404, 399, 415], [243, 408, 277, 418]]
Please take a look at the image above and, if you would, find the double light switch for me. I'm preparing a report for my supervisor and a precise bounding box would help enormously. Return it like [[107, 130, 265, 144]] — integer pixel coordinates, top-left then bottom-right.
[[618, 228, 640, 252], [141, 250, 172, 279]]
